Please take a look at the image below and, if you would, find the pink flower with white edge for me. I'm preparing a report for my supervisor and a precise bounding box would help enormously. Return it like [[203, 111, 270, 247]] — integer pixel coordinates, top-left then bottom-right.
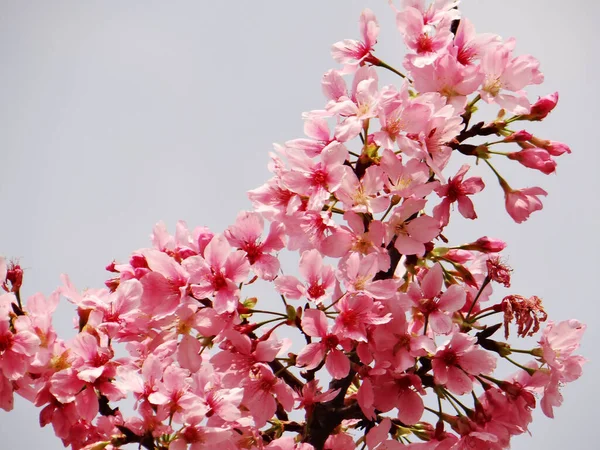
[[395, 6, 454, 68], [411, 53, 483, 112], [502, 185, 547, 224], [451, 18, 500, 66], [479, 39, 544, 114], [183, 235, 250, 314], [538, 320, 586, 384], [275, 249, 335, 304], [433, 329, 497, 395], [297, 308, 350, 379], [434, 164, 485, 226], [373, 91, 432, 150], [331, 9, 379, 67], [335, 165, 389, 215], [329, 67, 380, 142], [225, 211, 285, 281], [285, 116, 336, 158], [387, 198, 440, 257], [379, 149, 437, 199]]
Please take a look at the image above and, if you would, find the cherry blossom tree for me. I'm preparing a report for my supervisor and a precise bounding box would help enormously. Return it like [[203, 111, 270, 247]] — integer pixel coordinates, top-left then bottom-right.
[[0, 2, 585, 449]]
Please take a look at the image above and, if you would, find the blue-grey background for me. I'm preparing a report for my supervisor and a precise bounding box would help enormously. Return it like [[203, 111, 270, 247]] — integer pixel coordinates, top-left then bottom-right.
[[0, 1, 597, 448]]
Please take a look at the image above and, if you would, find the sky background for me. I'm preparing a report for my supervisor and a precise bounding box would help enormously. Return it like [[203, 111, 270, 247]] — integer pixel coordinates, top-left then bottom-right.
[[0, 0, 598, 448]]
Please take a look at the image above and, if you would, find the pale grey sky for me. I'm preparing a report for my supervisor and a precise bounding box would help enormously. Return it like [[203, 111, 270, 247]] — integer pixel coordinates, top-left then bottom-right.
[[0, 1, 597, 448]]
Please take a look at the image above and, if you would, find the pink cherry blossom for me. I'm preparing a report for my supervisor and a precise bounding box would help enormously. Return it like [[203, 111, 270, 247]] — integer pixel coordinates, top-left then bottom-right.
[[331, 9, 379, 66], [297, 309, 350, 379], [183, 235, 250, 313], [275, 249, 335, 304], [434, 164, 485, 226], [406, 264, 466, 334], [502, 186, 547, 224], [225, 211, 285, 281], [433, 331, 497, 395], [387, 198, 440, 257]]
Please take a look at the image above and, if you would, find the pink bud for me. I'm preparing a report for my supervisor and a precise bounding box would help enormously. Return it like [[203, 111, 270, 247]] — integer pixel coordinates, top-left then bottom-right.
[[507, 148, 557, 174], [129, 254, 149, 269], [467, 236, 507, 253], [525, 92, 558, 120], [444, 249, 473, 264], [503, 130, 533, 142], [543, 140, 571, 156], [6, 262, 23, 293]]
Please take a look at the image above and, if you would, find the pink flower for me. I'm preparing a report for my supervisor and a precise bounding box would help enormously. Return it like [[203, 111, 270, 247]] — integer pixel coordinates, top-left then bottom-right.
[[332, 293, 390, 342], [365, 418, 405, 449], [379, 149, 436, 199], [183, 235, 250, 313], [0, 316, 40, 380], [396, 6, 454, 68], [433, 331, 496, 395], [411, 54, 483, 111], [335, 166, 389, 214], [242, 364, 294, 428], [451, 18, 500, 66], [297, 309, 350, 379], [321, 212, 389, 270], [387, 198, 440, 257], [225, 211, 285, 281], [479, 39, 544, 114], [406, 264, 466, 335], [502, 186, 547, 224], [434, 164, 484, 226], [373, 94, 432, 151], [275, 250, 335, 304], [331, 9, 379, 66], [372, 373, 425, 424], [285, 116, 336, 158], [138, 249, 189, 318], [282, 143, 349, 210], [338, 253, 399, 300]]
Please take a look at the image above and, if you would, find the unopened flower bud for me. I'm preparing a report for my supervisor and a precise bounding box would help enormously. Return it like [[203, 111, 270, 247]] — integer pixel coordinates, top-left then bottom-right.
[[129, 254, 149, 269], [533, 139, 571, 156], [507, 148, 557, 174], [525, 92, 559, 121], [5, 262, 23, 293], [503, 130, 533, 142], [105, 260, 118, 273], [462, 236, 506, 253]]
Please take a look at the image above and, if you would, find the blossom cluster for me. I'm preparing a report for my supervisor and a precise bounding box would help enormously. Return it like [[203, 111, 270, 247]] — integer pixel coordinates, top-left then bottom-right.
[[0, 2, 584, 450]]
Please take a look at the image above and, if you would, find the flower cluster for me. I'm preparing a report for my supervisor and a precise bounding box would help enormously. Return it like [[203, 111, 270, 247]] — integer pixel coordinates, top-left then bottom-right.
[[0, 2, 584, 450]]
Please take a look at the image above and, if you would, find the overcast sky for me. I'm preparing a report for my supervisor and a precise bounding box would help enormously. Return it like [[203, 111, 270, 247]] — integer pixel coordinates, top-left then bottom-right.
[[0, 1, 598, 448]]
